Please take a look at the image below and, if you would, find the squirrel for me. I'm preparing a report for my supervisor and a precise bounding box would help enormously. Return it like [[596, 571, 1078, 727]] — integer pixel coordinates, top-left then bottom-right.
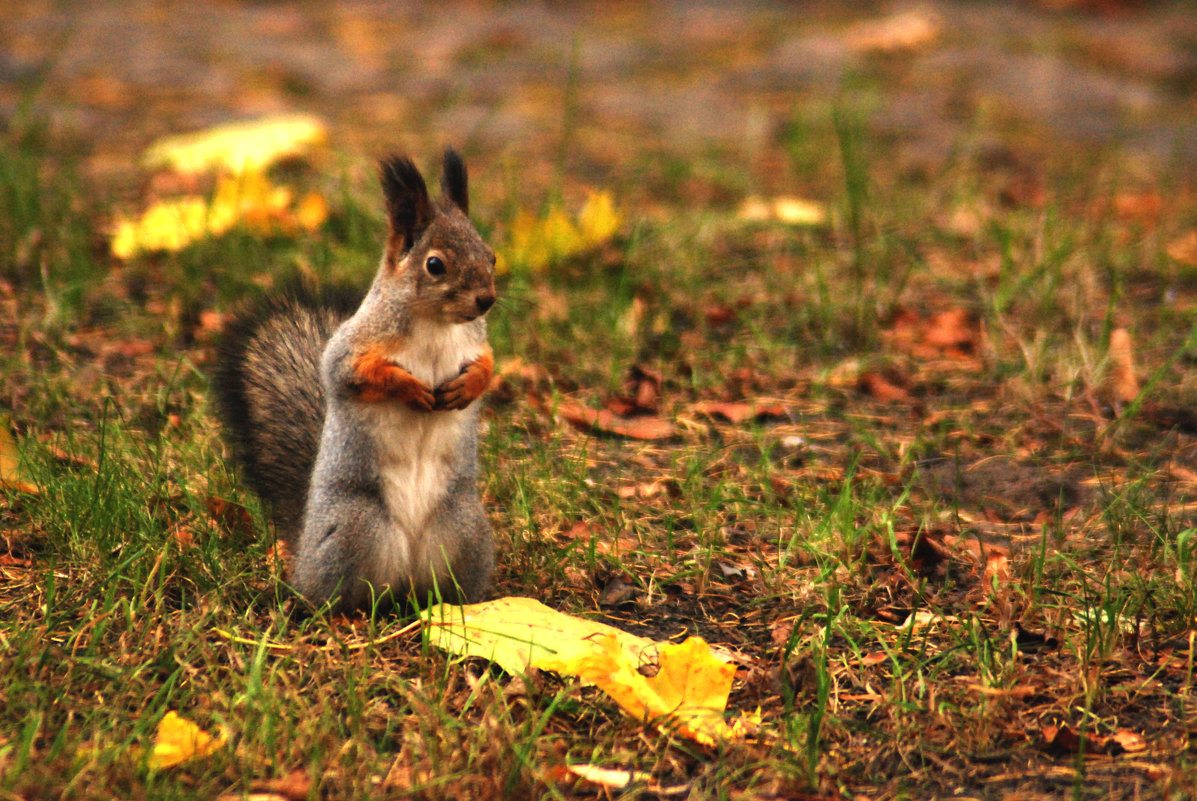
[[213, 149, 498, 613]]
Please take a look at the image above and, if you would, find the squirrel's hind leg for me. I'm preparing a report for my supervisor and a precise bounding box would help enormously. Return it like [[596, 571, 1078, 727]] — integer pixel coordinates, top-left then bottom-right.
[[289, 498, 397, 613], [417, 479, 494, 605]]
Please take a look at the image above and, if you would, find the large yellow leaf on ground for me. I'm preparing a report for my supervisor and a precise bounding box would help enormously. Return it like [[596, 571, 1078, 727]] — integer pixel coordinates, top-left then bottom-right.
[[423, 597, 755, 745], [423, 596, 658, 677]]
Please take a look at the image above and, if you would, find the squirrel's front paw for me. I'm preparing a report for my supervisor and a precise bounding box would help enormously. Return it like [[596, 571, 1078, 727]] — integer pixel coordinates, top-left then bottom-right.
[[434, 349, 494, 411], [351, 349, 436, 410], [404, 382, 437, 411], [433, 371, 473, 410]]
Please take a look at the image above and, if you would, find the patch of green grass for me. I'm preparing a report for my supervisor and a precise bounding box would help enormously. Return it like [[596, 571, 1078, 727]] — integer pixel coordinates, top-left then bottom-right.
[[0, 124, 102, 322], [4, 100, 1197, 801]]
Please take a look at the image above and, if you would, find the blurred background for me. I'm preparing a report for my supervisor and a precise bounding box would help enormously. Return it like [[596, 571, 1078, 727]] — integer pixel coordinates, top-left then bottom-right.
[[4, 0, 1196, 202]]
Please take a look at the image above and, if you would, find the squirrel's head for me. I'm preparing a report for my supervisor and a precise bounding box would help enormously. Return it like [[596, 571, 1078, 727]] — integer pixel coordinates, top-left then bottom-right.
[[379, 149, 497, 324]]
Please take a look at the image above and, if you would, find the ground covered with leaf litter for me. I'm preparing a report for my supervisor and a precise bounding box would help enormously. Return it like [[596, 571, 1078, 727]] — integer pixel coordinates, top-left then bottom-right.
[[3, 1, 1197, 799]]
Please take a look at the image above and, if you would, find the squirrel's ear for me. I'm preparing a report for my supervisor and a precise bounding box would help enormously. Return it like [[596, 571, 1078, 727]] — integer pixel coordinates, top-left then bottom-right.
[[441, 148, 469, 216], [379, 156, 433, 253]]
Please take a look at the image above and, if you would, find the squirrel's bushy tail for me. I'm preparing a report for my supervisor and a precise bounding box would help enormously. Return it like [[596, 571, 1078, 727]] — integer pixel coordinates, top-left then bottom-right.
[[212, 286, 360, 542]]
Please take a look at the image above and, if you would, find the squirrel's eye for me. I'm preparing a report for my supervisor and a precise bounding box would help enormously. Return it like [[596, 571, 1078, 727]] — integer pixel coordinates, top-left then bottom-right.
[[425, 256, 446, 276]]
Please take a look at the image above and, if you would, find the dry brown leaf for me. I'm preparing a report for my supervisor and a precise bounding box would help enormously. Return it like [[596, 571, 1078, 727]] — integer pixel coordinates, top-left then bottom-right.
[[922, 309, 979, 354], [251, 769, 312, 801], [1167, 465, 1197, 486], [567, 765, 652, 791], [0, 419, 38, 495], [603, 397, 640, 417], [884, 307, 980, 360], [593, 531, 645, 557], [616, 479, 678, 500], [1042, 723, 1144, 755], [557, 401, 676, 440], [965, 684, 1034, 697], [496, 356, 550, 384], [567, 764, 690, 796], [38, 441, 96, 470], [983, 552, 1011, 585], [1110, 729, 1147, 754], [630, 365, 662, 412], [598, 577, 637, 606], [559, 521, 595, 541], [1113, 191, 1163, 223], [1108, 327, 1140, 404], [858, 372, 911, 403], [703, 303, 737, 327], [847, 10, 941, 53], [198, 310, 226, 333], [1042, 724, 1078, 753], [265, 539, 293, 571], [940, 534, 1012, 572], [1166, 231, 1197, 266], [206, 496, 255, 537], [884, 308, 922, 349], [689, 400, 787, 424], [888, 528, 952, 577], [769, 620, 794, 647], [605, 366, 664, 416], [0, 552, 33, 568]]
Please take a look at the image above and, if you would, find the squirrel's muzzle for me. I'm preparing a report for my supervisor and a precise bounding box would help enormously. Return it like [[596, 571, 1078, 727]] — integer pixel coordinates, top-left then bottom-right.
[[474, 291, 496, 316]]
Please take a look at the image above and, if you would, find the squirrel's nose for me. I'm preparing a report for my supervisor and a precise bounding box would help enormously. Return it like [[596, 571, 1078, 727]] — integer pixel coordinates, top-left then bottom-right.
[[475, 292, 496, 314]]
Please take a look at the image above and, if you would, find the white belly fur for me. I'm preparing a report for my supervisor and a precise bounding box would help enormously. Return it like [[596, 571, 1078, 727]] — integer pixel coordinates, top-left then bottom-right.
[[365, 321, 482, 586]]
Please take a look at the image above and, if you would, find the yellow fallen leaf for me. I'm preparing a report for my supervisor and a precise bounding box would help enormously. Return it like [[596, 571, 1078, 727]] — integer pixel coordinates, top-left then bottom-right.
[[505, 207, 582, 272], [146, 711, 228, 769], [502, 192, 621, 272], [543, 633, 737, 745], [424, 597, 755, 745], [111, 172, 327, 258], [772, 197, 828, 226], [0, 416, 37, 494], [423, 596, 657, 677], [142, 114, 327, 175], [577, 190, 622, 243], [217, 170, 294, 230], [111, 196, 211, 259], [738, 196, 827, 226], [294, 191, 330, 232]]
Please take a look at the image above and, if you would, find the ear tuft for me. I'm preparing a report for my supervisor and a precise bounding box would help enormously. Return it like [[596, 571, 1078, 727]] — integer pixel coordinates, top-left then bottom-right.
[[379, 155, 433, 253], [441, 148, 469, 216]]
